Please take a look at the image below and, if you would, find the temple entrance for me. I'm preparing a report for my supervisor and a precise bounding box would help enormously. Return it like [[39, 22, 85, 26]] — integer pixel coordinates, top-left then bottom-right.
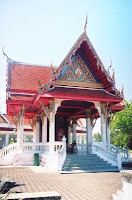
[[55, 100, 99, 154]]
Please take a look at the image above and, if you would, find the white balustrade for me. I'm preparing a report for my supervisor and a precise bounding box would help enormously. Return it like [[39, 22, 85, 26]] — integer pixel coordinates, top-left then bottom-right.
[[54, 141, 63, 152], [58, 136, 66, 171], [44, 142, 49, 154], [110, 144, 130, 162], [0, 143, 19, 159], [93, 142, 130, 170], [76, 144, 87, 153], [0, 140, 66, 167], [93, 142, 117, 166], [23, 143, 45, 153]]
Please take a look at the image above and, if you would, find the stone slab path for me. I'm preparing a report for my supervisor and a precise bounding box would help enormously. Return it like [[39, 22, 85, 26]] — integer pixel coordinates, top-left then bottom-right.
[[0, 166, 122, 200]]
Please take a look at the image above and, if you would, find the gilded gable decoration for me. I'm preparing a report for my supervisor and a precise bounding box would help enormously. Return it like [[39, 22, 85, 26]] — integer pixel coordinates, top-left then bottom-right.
[[55, 54, 103, 89]]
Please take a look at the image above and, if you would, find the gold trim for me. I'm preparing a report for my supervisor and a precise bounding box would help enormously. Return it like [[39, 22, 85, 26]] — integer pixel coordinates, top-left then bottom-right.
[[55, 54, 103, 89], [55, 80, 103, 89]]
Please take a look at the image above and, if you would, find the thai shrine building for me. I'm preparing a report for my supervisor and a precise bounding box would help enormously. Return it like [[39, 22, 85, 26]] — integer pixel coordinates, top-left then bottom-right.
[[0, 25, 129, 172]]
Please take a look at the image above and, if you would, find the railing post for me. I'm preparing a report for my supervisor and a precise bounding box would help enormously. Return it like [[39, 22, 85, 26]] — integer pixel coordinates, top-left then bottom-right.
[[117, 151, 122, 170], [62, 135, 66, 154], [126, 148, 130, 161]]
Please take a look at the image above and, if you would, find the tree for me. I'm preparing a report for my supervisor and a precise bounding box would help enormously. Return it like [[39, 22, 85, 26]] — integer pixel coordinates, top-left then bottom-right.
[[110, 101, 132, 149], [94, 132, 102, 142]]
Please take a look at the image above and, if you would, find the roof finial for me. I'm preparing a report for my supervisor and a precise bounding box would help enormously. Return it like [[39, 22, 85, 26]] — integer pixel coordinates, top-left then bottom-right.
[[2, 46, 8, 59], [108, 59, 112, 73], [121, 85, 124, 99], [50, 61, 54, 75], [38, 80, 42, 89], [112, 69, 115, 85], [50, 61, 54, 81], [84, 14, 87, 32]]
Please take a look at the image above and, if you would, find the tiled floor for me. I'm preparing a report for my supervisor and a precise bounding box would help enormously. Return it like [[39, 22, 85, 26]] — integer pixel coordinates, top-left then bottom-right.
[[0, 166, 122, 200]]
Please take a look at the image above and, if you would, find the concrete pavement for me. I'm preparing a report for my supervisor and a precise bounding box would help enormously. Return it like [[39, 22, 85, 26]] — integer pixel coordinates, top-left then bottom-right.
[[0, 166, 122, 200]]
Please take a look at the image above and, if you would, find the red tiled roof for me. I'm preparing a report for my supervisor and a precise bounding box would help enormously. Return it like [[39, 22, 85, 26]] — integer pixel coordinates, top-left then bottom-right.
[[4, 114, 31, 126], [47, 86, 122, 100], [10, 95, 34, 101], [3, 115, 14, 125], [111, 103, 124, 110], [10, 64, 57, 92]]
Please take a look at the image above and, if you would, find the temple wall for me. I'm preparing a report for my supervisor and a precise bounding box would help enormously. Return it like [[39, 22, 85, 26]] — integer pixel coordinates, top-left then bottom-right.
[[55, 116, 68, 142]]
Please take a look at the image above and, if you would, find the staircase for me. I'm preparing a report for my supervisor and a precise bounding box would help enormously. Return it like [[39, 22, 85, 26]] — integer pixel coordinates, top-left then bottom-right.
[[13, 154, 34, 166], [61, 154, 119, 173]]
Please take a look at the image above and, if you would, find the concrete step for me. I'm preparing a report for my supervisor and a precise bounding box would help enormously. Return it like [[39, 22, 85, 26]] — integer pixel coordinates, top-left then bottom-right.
[[62, 154, 119, 173], [62, 165, 115, 170], [13, 154, 34, 166], [64, 160, 109, 164], [61, 168, 119, 174], [63, 163, 113, 168]]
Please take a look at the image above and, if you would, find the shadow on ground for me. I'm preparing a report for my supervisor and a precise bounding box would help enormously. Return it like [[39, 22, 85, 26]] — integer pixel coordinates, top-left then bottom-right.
[[0, 180, 24, 194]]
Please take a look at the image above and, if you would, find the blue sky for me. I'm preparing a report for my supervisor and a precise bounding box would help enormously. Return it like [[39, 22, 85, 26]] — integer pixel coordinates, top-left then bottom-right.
[[0, 0, 132, 113]]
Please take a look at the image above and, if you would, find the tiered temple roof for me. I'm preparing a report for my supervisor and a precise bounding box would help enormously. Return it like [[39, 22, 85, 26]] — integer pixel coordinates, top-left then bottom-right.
[[5, 29, 124, 118]]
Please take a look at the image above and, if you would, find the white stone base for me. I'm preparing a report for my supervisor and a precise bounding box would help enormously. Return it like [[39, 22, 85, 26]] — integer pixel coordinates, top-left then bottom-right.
[[44, 154, 58, 171]]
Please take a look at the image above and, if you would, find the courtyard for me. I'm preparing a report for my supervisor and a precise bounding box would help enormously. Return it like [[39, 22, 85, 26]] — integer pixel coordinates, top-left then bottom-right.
[[0, 166, 122, 200]]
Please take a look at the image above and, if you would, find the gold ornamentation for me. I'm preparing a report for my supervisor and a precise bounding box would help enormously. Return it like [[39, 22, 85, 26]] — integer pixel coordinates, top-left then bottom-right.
[[40, 100, 50, 120], [55, 54, 103, 89], [85, 109, 92, 118], [39, 81, 54, 92], [75, 66, 82, 78], [101, 102, 112, 121], [28, 117, 37, 129]]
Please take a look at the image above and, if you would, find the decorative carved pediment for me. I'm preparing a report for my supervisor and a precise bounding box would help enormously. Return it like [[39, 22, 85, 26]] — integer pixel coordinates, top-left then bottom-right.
[[55, 54, 103, 89]]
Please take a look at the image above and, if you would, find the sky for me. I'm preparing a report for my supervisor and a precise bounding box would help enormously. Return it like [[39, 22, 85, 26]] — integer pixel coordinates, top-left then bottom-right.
[[0, 0, 132, 115]]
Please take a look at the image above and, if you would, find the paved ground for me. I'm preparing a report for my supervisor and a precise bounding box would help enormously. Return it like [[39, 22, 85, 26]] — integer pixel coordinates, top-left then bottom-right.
[[0, 166, 122, 200]]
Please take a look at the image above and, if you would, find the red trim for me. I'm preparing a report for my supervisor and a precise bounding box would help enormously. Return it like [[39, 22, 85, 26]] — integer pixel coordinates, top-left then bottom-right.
[[111, 106, 124, 111], [56, 112, 71, 116], [7, 100, 33, 106], [60, 106, 85, 109], [8, 89, 37, 95], [73, 108, 86, 116], [25, 113, 36, 118], [33, 92, 122, 105]]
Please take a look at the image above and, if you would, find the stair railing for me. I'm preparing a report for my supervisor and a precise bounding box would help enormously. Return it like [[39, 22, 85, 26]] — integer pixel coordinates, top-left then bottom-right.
[[93, 142, 119, 167], [110, 144, 130, 162], [58, 136, 67, 171], [76, 144, 87, 153], [0, 143, 19, 160], [22, 143, 45, 153]]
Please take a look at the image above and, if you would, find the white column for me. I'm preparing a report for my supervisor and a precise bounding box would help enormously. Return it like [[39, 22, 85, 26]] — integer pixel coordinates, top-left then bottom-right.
[[79, 135, 82, 144], [33, 115, 41, 143], [48, 99, 60, 154], [86, 109, 92, 154], [5, 134, 9, 146], [101, 113, 107, 146], [106, 118, 110, 149], [49, 110, 55, 154], [35, 121, 40, 143], [33, 125, 36, 143], [49, 111, 55, 143], [42, 116, 47, 144], [17, 110, 24, 152], [72, 118, 76, 142], [68, 119, 71, 145]]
